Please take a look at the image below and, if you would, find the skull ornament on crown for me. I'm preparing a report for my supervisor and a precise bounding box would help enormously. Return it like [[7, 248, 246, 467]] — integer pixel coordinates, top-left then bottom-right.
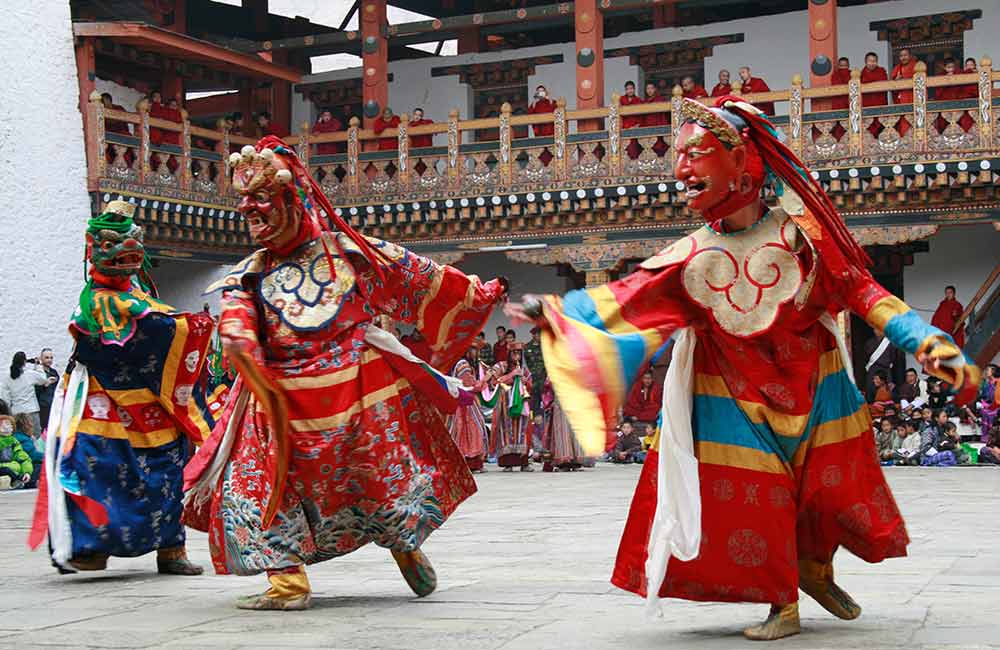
[[229, 143, 317, 254], [86, 200, 146, 277]]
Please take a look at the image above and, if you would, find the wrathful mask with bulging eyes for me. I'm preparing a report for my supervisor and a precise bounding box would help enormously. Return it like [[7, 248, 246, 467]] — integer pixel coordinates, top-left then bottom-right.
[[87, 222, 146, 277]]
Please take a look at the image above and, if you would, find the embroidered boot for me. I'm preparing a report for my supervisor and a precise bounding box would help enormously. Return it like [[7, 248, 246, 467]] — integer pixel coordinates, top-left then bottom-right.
[[798, 558, 861, 620], [743, 603, 801, 641], [156, 546, 204, 576], [391, 548, 437, 597], [236, 566, 312, 611], [68, 553, 109, 571]]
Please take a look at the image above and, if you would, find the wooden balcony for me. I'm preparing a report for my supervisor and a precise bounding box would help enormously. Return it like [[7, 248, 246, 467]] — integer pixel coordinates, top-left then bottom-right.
[[85, 58, 1000, 263]]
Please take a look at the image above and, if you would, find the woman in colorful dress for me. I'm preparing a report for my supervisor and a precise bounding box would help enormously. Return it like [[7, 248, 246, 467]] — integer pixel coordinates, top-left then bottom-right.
[[448, 345, 490, 472], [506, 97, 980, 640], [541, 378, 586, 471], [490, 343, 533, 471]]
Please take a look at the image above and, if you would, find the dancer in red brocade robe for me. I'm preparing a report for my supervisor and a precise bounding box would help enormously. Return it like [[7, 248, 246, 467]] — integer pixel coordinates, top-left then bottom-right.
[[507, 96, 980, 641], [184, 137, 507, 611]]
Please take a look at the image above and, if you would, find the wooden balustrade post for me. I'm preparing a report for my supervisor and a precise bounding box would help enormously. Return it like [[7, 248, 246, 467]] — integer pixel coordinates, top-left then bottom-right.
[[789, 74, 804, 157], [347, 117, 360, 196], [297, 121, 311, 168], [913, 61, 928, 152], [179, 109, 192, 190], [447, 108, 462, 190], [86, 91, 104, 189], [670, 85, 683, 164], [397, 112, 410, 189], [499, 102, 512, 187], [608, 92, 622, 176], [978, 56, 994, 149], [138, 98, 151, 183], [216, 118, 231, 195], [848, 68, 863, 157], [554, 97, 568, 180]]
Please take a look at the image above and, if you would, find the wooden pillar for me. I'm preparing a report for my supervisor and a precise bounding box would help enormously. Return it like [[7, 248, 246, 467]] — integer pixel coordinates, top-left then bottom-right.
[[270, 51, 292, 133], [162, 68, 184, 103], [361, 0, 389, 132], [808, 0, 838, 110], [653, 4, 677, 28], [457, 27, 480, 54], [75, 37, 96, 130], [575, 0, 604, 132]]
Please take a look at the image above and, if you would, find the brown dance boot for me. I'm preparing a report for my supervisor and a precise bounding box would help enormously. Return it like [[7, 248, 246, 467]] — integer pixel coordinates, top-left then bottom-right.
[[68, 553, 109, 572], [798, 558, 861, 620], [391, 548, 437, 597], [236, 566, 313, 611], [743, 603, 801, 641], [156, 546, 204, 576]]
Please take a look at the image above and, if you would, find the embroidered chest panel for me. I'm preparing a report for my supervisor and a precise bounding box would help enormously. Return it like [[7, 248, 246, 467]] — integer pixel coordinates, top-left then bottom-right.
[[642, 210, 806, 338], [259, 238, 357, 332]]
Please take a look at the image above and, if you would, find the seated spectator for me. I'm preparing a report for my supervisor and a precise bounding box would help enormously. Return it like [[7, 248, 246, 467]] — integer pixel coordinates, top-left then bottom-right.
[[979, 424, 1000, 465], [830, 57, 851, 110], [920, 409, 957, 466], [409, 107, 434, 147], [738, 66, 774, 115], [611, 421, 644, 464], [680, 76, 708, 100], [874, 417, 896, 462], [623, 370, 662, 426], [312, 108, 343, 155], [710, 69, 732, 98], [641, 421, 657, 451], [895, 367, 925, 409], [891, 48, 918, 104], [979, 363, 999, 443], [12, 413, 41, 488], [868, 371, 894, 417], [101, 92, 130, 135], [643, 82, 669, 126], [938, 421, 970, 465], [926, 378, 950, 412], [861, 52, 889, 107], [373, 107, 401, 150], [0, 415, 33, 490], [528, 85, 556, 137], [892, 420, 922, 465]]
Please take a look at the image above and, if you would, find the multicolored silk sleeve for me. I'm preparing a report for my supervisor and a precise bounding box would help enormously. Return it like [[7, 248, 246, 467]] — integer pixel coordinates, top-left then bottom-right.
[[347, 234, 506, 372], [537, 265, 693, 454], [844, 267, 980, 402]]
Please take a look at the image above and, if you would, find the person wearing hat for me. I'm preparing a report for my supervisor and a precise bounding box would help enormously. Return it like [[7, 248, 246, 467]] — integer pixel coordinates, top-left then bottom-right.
[[524, 326, 546, 411], [29, 200, 216, 576], [506, 95, 979, 640]]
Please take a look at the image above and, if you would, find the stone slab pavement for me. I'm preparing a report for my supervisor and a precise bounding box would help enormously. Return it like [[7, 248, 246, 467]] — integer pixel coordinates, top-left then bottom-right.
[[1, 465, 998, 649]]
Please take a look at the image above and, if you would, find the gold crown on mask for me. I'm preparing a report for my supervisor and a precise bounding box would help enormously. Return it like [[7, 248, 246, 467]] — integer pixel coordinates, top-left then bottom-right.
[[103, 199, 136, 220], [680, 98, 744, 149], [228, 145, 294, 193]]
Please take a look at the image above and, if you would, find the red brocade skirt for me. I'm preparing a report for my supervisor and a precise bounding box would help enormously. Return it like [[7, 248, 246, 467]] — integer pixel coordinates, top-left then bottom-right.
[[611, 349, 909, 605]]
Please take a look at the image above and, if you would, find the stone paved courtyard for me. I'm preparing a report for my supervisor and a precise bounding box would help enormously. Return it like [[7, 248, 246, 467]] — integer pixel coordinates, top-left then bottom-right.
[[1, 464, 998, 649]]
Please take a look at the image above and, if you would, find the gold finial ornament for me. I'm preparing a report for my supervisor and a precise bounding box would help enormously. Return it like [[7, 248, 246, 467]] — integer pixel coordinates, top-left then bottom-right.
[[103, 199, 136, 219]]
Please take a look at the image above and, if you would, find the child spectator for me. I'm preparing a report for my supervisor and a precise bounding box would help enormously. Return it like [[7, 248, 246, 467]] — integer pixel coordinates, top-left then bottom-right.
[[641, 421, 657, 451], [0, 415, 33, 490], [13, 413, 42, 488], [612, 421, 644, 464], [938, 421, 970, 465], [874, 417, 895, 462], [892, 420, 922, 465], [979, 424, 1000, 465]]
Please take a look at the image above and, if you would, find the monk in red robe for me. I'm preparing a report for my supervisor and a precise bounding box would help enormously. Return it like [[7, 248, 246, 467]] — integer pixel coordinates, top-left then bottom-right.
[[623, 370, 662, 425], [681, 76, 708, 101], [373, 107, 401, 150], [311, 108, 343, 155], [861, 53, 889, 106], [738, 66, 774, 115], [935, 58, 978, 100], [528, 85, 556, 137], [621, 81, 644, 159], [829, 57, 851, 110], [711, 70, 732, 98], [409, 107, 434, 147], [159, 98, 183, 146], [931, 285, 966, 348], [959, 58, 980, 98], [891, 48, 918, 104], [256, 111, 288, 139], [643, 82, 669, 126]]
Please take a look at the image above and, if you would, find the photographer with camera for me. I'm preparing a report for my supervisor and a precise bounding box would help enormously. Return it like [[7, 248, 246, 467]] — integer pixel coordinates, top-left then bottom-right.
[[1, 351, 56, 438]]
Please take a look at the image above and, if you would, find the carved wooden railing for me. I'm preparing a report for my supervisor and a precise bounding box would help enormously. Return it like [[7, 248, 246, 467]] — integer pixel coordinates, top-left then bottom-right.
[[85, 57, 1000, 245]]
